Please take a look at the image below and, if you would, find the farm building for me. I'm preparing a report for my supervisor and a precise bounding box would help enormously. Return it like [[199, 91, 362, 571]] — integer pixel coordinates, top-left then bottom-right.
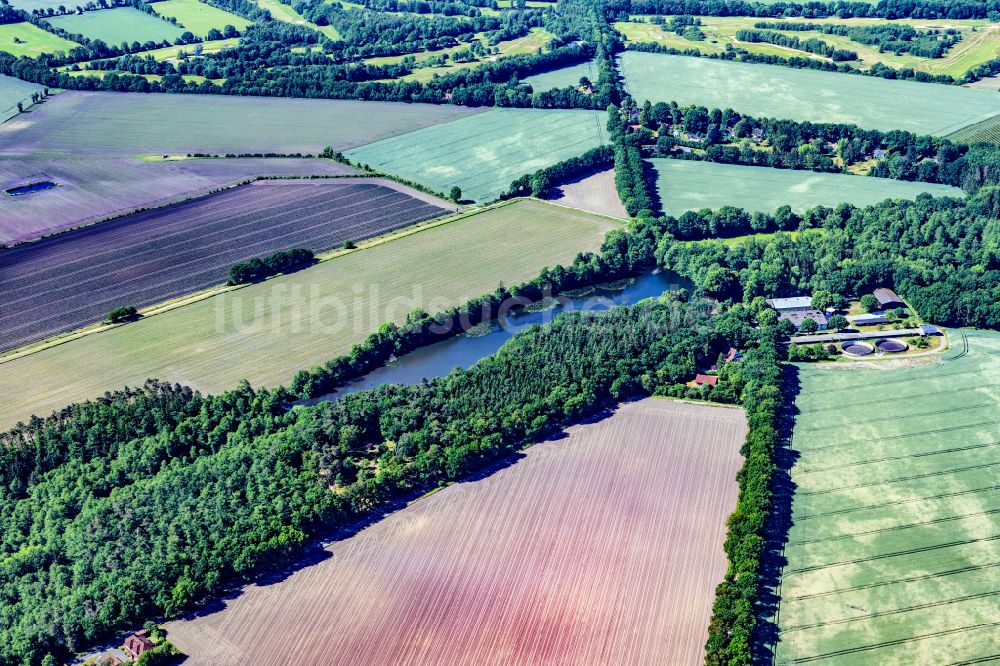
[[779, 309, 828, 331], [767, 296, 813, 312], [122, 630, 153, 660], [694, 374, 718, 387], [873, 288, 905, 309], [850, 313, 890, 326]]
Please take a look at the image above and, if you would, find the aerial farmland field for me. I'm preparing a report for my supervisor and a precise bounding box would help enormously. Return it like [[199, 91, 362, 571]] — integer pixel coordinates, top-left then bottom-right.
[[617, 17, 998, 80], [151, 0, 251, 37], [0, 179, 452, 351], [344, 108, 608, 201], [0, 73, 42, 122], [774, 330, 1000, 664], [550, 167, 628, 218], [0, 91, 484, 154], [43, 7, 187, 44], [0, 22, 79, 57], [0, 156, 359, 245], [523, 59, 596, 91], [166, 398, 746, 665], [0, 199, 619, 428], [619, 52, 1000, 135], [650, 159, 965, 216]]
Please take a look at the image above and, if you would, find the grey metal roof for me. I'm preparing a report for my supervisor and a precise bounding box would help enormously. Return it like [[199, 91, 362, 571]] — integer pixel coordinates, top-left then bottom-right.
[[767, 296, 813, 311]]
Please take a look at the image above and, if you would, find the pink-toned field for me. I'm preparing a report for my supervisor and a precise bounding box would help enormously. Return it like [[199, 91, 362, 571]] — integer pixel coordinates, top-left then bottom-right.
[[166, 399, 745, 665], [550, 167, 628, 219]]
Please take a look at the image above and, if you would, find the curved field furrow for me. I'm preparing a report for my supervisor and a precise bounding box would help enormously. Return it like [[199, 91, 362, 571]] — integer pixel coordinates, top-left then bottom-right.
[[0, 180, 451, 351]]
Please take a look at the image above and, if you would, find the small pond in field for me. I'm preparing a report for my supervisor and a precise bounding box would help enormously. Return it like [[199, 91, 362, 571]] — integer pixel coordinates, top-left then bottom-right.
[[5, 180, 58, 196], [306, 269, 693, 405]]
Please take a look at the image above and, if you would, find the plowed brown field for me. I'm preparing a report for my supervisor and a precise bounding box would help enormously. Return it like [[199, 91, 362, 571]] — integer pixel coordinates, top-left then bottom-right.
[[166, 399, 745, 665]]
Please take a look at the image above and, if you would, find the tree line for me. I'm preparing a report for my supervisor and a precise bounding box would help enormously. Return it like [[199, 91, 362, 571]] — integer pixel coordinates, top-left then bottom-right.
[[752, 21, 961, 58]]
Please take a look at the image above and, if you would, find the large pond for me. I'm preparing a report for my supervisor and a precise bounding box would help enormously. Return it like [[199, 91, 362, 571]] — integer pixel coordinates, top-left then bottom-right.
[[307, 269, 693, 405]]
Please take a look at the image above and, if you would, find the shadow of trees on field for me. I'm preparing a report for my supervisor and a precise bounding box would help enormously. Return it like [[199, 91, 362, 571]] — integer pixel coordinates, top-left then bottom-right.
[[753, 364, 801, 665]]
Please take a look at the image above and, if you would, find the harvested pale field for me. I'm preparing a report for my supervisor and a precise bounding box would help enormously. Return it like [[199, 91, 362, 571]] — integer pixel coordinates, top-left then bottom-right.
[[0, 179, 451, 351], [0, 91, 483, 154], [774, 330, 1000, 664], [549, 167, 628, 219], [43, 7, 186, 44], [344, 108, 608, 201], [166, 398, 746, 665], [0, 157, 358, 245], [0, 73, 42, 123], [650, 159, 964, 216], [619, 51, 1000, 135], [0, 199, 619, 428]]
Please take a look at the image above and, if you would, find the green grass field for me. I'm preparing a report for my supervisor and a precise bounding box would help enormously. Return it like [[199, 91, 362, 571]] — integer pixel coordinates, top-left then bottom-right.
[[616, 17, 998, 80], [44, 7, 186, 44], [650, 159, 964, 216], [523, 59, 595, 91], [775, 330, 1000, 664], [0, 22, 79, 57], [0, 199, 620, 430], [345, 108, 607, 201], [151, 0, 250, 37], [619, 51, 1000, 135], [0, 73, 43, 122]]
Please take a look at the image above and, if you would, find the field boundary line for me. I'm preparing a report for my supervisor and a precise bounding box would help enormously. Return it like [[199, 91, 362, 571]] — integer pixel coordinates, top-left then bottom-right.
[[0, 199, 523, 365]]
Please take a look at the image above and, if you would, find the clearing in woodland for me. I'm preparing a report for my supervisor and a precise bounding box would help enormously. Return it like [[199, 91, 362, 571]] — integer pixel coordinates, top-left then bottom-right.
[[650, 159, 964, 216], [151, 0, 251, 37], [43, 7, 186, 44], [344, 108, 608, 202], [0, 199, 619, 429], [166, 398, 746, 665], [619, 51, 1000, 136], [774, 330, 1000, 664]]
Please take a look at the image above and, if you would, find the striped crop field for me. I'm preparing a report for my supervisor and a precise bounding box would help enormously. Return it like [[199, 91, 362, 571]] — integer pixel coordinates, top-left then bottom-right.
[[344, 108, 608, 202], [619, 52, 1000, 136], [774, 329, 1000, 664], [650, 159, 964, 216], [0, 179, 451, 352], [0, 199, 619, 429], [946, 112, 1000, 146], [165, 398, 746, 664]]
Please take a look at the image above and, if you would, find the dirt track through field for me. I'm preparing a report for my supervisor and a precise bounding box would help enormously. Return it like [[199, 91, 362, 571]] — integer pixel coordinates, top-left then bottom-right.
[[166, 399, 746, 665], [0, 180, 448, 351]]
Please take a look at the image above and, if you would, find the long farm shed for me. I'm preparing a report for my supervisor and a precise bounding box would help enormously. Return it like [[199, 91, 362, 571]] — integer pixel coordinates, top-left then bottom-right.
[[620, 52, 1000, 136], [0, 179, 452, 352], [773, 330, 1000, 664], [0, 199, 619, 428], [166, 399, 746, 665]]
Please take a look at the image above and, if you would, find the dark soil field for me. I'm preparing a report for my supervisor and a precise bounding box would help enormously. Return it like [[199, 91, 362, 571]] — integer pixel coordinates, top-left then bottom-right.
[[0, 179, 451, 351]]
